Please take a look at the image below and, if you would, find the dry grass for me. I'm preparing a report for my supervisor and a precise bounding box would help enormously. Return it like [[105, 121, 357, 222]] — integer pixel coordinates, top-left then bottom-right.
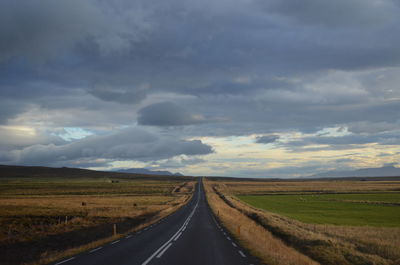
[[204, 179, 319, 265], [0, 178, 195, 265], [24, 190, 194, 265], [207, 179, 400, 265], [223, 180, 400, 195]]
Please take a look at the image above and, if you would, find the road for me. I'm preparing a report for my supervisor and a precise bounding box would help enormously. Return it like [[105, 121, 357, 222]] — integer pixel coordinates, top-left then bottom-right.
[[52, 179, 260, 265]]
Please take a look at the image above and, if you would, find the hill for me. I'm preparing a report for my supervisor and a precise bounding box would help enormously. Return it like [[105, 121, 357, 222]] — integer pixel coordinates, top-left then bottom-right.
[[0, 165, 190, 181]]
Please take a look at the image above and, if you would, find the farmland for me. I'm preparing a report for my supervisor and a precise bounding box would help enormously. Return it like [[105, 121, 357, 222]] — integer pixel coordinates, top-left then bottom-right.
[[0, 175, 194, 265], [205, 177, 400, 265], [238, 193, 400, 226]]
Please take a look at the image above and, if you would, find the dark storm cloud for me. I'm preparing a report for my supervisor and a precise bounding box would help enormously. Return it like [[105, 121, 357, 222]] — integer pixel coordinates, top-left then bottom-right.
[[2, 128, 213, 166], [263, 0, 397, 27], [0, 100, 28, 124], [138, 102, 206, 126], [89, 87, 147, 104], [256, 135, 280, 144]]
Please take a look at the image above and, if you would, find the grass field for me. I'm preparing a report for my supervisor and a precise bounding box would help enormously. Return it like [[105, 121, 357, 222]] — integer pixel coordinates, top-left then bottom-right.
[[238, 193, 400, 226], [206, 178, 400, 265], [0, 176, 194, 265], [222, 179, 400, 195]]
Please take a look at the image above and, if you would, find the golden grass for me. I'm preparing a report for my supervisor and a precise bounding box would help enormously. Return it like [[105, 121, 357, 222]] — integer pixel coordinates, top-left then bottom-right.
[[204, 179, 319, 265], [0, 179, 195, 265], [223, 180, 400, 195], [207, 179, 400, 265], [24, 191, 194, 265], [0, 195, 173, 217]]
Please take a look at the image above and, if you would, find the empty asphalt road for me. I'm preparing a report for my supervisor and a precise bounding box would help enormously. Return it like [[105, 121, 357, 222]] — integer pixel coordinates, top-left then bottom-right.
[[52, 179, 260, 265]]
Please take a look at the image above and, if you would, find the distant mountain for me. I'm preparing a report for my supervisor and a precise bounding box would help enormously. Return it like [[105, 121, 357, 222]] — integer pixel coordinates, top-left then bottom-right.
[[0, 164, 189, 180], [116, 168, 183, 176], [311, 165, 400, 178]]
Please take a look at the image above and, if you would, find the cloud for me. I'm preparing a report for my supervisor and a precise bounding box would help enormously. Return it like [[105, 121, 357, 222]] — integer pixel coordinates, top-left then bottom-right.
[[89, 86, 148, 104], [347, 121, 400, 134], [3, 128, 213, 166], [0, 0, 154, 62], [0, 100, 28, 124], [1, 0, 400, 176], [138, 102, 206, 126], [263, 0, 397, 27], [256, 135, 280, 144]]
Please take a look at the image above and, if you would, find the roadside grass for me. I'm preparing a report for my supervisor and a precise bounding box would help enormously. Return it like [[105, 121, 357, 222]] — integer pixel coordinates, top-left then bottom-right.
[[238, 193, 400, 227], [204, 179, 318, 265], [207, 179, 400, 265], [0, 177, 194, 265]]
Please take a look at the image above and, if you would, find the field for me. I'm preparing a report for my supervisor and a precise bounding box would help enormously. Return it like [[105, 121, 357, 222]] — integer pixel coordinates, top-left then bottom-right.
[[0, 176, 194, 265], [221, 179, 400, 194], [239, 193, 400, 226], [205, 177, 400, 265]]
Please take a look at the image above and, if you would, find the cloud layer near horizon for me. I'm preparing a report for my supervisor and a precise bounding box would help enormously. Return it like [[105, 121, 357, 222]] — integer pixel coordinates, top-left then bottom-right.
[[1, 0, 400, 177]]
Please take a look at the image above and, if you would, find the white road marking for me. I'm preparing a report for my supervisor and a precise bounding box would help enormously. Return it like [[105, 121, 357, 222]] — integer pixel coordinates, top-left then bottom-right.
[[125, 235, 132, 239], [239, 250, 246, 257], [55, 257, 75, 265], [227, 236, 231, 240], [156, 243, 173, 258], [173, 232, 182, 241], [111, 240, 120, 244], [89, 247, 102, 253], [232, 242, 237, 247]]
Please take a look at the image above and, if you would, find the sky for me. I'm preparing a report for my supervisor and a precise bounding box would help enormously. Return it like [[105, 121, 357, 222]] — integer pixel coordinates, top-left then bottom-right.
[[1, 0, 400, 178]]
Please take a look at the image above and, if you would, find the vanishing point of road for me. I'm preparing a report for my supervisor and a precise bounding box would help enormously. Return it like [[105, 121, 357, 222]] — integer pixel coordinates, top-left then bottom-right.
[[52, 179, 260, 265]]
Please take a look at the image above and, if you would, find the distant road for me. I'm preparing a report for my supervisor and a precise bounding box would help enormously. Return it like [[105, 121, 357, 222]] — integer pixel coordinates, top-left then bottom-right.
[[51, 179, 260, 265]]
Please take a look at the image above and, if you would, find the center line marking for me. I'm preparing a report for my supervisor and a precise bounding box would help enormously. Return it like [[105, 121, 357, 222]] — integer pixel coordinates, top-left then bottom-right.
[[232, 242, 237, 247], [239, 250, 246, 257], [174, 232, 182, 241], [156, 243, 172, 258]]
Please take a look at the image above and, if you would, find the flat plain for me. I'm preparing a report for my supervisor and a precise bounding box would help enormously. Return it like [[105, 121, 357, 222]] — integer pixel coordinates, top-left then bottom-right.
[[0, 175, 194, 265], [239, 193, 400, 226]]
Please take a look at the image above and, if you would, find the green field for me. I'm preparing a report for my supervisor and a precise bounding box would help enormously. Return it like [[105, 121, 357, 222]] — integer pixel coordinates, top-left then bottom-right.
[[238, 193, 400, 227]]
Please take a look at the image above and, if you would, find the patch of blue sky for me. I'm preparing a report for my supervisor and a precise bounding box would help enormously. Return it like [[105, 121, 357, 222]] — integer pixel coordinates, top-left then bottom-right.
[[59, 127, 93, 141]]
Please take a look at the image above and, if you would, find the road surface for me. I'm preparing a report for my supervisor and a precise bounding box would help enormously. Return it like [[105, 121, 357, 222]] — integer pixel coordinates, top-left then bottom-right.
[[52, 179, 260, 265]]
